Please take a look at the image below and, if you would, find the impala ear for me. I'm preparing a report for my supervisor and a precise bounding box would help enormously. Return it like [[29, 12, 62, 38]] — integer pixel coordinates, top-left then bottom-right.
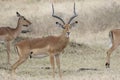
[[70, 21, 78, 28], [16, 12, 21, 17], [55, 22, 65, 29]]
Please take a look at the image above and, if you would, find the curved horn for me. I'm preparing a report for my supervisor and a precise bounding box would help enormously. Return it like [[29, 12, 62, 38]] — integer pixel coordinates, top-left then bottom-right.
[[52, 3, 65, 25], [68, 3, 78, 24]]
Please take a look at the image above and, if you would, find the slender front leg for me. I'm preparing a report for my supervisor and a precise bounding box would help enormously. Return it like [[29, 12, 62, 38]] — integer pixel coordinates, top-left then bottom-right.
[[106, 44, 118, 68], [6, 41, 10, 64], [11, 57, 27, 74], [55, 54, 62, 80], [50, 54, 55, 79]]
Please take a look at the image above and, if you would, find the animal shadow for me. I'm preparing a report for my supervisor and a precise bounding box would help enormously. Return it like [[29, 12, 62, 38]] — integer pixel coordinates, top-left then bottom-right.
[[77, 68, 98, 72]]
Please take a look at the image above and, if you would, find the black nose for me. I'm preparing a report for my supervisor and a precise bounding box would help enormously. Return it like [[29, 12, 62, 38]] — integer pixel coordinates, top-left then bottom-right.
[[67, 32, 70, 35]]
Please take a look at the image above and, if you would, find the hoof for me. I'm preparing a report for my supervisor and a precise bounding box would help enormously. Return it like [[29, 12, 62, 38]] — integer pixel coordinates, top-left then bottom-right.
[[105, 62, 110, 68]]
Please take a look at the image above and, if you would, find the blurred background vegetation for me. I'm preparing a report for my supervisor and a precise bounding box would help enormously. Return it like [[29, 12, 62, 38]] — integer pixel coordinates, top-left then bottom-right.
[[0, 0, 119, 45]]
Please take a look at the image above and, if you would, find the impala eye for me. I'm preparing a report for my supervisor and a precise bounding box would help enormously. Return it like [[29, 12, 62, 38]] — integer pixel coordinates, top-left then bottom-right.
[[75, 21, 78, 23], [56, 22, 59, 24]]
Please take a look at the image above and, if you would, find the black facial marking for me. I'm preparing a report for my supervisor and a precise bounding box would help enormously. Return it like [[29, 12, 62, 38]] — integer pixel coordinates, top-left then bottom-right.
[[30, 52, 33, 59]]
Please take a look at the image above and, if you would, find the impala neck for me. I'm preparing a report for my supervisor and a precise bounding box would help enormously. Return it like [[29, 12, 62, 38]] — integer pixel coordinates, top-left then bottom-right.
[[60, 30, 69, 41], [56, 30, 69, 50], [13, 18, 23, 38]]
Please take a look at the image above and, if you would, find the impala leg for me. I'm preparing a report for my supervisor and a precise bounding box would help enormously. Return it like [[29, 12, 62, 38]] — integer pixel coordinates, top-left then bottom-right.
[[106, 44, 119, 68], [6, 41, 10, 64], [11, 45, 30, 75], [55, 54, 62, 80], [11, 56, 28, 74], [50, 54, 55, 79]]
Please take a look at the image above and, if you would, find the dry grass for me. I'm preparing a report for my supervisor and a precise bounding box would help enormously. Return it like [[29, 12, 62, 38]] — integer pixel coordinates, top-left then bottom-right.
[[0, 0, 120, 80], [1, 42, 120, 80]]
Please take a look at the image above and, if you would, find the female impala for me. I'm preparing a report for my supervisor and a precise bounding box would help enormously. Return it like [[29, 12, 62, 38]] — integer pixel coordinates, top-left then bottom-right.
[[0, 12, 31, 64], [11, 3, 78, 79]]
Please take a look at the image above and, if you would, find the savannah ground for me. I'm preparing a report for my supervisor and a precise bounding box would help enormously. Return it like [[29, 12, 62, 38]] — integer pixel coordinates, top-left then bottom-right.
[[0, 0, 120, 80]]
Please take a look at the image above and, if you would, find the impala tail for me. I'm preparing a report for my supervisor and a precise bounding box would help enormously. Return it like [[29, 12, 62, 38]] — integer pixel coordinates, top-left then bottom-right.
[[109, 31, 113, 48]]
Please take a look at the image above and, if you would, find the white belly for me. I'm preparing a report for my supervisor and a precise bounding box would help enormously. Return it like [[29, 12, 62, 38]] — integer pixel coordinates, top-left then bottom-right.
[[31, 54, 48, 58], [30, 46, 49, 58]]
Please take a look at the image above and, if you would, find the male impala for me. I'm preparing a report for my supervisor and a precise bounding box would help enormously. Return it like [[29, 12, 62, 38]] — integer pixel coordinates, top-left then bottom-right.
[[0, 12, 31, 64], [105, 29, 120, 68], [11, 3, 78, 79]]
